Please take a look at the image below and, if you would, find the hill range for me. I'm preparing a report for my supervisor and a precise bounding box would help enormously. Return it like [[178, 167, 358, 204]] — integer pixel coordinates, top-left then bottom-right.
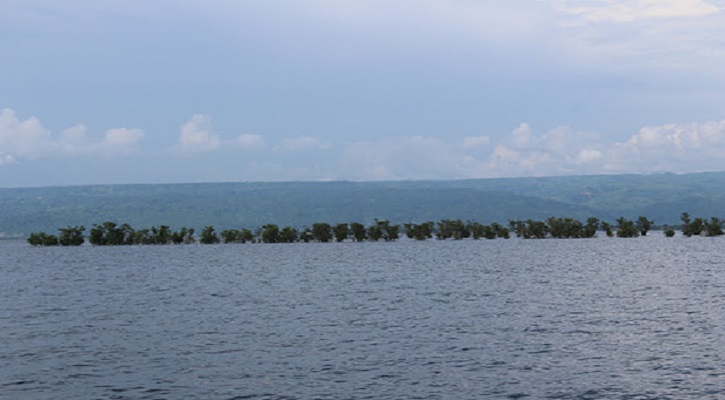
[[2, 172, 725, 236]]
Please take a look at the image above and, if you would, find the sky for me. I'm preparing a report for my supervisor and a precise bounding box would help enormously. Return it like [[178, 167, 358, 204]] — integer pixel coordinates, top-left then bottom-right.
[[2, 0, 725, 187]]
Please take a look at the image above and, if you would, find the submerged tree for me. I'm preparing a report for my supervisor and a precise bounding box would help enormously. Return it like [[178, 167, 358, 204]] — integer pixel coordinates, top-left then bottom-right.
[[220, 229, 241, 244], [200, 226, 220, 244], [601, 221, 614, 237], [260, 224, 280, 243], [636, 216, 653, 236], [27, 231, 60, 246], [350, 222, 367, 242], [333, 223, 349, 242], [311, 223, 333, 242], [404, 222, 434, 240], [279, 226, 299, 243], [58, 225, 85, 246], [616, 217, 639, 238], [705, 217, 724, 237]]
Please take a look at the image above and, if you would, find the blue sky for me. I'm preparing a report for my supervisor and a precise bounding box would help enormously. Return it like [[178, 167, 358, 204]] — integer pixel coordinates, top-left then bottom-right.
[[2, 0, 725, 187]]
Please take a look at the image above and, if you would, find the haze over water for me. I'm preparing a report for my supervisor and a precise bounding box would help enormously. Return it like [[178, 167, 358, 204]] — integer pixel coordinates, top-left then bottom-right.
[[1, 236, 723, 399]]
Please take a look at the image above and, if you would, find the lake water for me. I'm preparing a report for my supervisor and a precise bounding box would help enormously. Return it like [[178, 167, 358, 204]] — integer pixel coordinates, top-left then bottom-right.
[[1, 236, 724, 399]]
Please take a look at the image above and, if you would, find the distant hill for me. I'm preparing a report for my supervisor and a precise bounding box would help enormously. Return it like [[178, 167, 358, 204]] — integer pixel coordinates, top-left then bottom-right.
[[2, 172, 725, 236]]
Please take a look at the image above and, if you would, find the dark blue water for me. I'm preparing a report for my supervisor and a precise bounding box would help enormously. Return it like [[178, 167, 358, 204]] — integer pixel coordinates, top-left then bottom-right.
[[1, 237, 724, 399]]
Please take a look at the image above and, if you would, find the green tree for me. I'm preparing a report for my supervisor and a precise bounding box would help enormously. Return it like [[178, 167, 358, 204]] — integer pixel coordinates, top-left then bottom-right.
[[350, 222, 367, 242], [220, 229, 241, 244], [583, 217, 599, 238], [681, 212, 693, 237], [705, 217, 723, 237], [601, 221, 614, 237], [239, 228, 254, 243], [171, 227, 189, 244], [437, 219, 468, 240], [58, 225, 85, 246], [492, 222, 509, 239], [27, 231, 60, 246], [333, 223, 349, 242], [636, 216, 653, 236], [367, 223, 383, 241], [279, 226, 299, 243], [404, 222, 434, 240], [509, 220, 528, 238], [200, 226, 220, 244], [382, 221, 400, 241], [311, 223, 333, 242], [616, 217, 639, 238], [261, 224, 280, 243]]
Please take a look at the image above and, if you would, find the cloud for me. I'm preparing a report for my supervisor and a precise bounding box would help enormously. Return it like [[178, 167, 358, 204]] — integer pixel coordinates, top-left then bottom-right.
[[0, 108, 144, 163], [174, 114, 220, 153], [275, 136, 331, 152], [554, 0, 722, 22], [602, 119, 725, 173], [0, 108, 54, 160], [95, 128, 144, 156], [233, 133, 266, 149], [462, 136, 491, 149]]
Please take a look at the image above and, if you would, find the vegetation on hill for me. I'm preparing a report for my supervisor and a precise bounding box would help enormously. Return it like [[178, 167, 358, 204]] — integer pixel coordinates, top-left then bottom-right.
[[6, 172, 725, 236]]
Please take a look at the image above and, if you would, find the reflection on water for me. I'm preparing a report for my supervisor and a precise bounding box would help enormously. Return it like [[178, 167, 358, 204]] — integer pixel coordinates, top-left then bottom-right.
[[1, 237, 724, 399]]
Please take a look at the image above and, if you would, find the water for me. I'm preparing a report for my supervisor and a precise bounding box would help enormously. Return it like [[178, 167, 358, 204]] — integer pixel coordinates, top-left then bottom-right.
[[1, 236, 724, 399]]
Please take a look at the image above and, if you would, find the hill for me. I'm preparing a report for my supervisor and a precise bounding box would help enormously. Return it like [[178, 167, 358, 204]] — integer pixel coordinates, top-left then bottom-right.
[[2, 172, 725, 236]]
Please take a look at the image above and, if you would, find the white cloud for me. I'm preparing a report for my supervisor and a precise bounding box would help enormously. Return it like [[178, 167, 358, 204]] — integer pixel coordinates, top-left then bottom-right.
[[275, 136, 331, 152], [0, 108, 144, 163], [462, 136, 491, 149], [554, 0, 722, 23], [576, 149, 603, 164], [0, 108, 54, 159], [174, 114, 220, 153], [603, 119, 725, 173], [95, 128, 144, 156], [233, 133, 266, 149]]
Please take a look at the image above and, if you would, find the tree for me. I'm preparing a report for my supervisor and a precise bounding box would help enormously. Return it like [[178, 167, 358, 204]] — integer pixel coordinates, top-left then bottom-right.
[[58, 225, 85, 246], [636, 216, 653, 236], [239, 228, 254, 243], [705, 217, 723, 237], [583, 217, 599, 238], [221, 229, 241, 244], [681, 212, 693, 237], [350, 222, 367, 242], [436, 219, 469, 240], [367, 223, 383, 241], [279, 226, 299, 243], [404, 222, 434, 240], [601, 221, 614, 237], [333, 223, 349, 242], [468, 222, 485, 240], [200, 226, 220, 244], [509, 220, 528, 238], [492, 222, 509, 239], [616, 217, 638, 238], [261, 224, 280, 243], [382, 221, 400, 241], [526, 219, 548, 239], [664, 226, 676, 237], [311, 223, 333, 242], [27, 231, 59, 246]]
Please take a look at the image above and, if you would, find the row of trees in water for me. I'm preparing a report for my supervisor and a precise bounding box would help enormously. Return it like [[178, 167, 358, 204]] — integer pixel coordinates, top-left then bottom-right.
[[26, 213, 725, 246]]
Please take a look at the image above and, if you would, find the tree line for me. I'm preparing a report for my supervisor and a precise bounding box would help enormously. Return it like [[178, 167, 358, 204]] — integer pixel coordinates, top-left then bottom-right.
[[25, 213, 725, 246]]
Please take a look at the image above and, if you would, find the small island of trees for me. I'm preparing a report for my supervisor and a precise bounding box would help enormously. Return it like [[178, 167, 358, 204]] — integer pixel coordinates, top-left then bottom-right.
[[24, 212, 725, 247]]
